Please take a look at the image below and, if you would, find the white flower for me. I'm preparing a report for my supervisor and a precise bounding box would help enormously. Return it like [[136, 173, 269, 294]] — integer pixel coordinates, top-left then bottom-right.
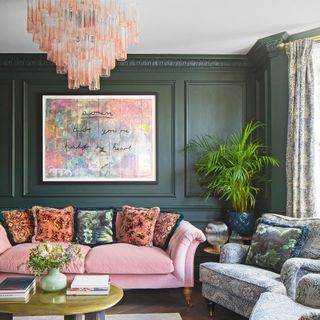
[[40, 250, 49, 258]]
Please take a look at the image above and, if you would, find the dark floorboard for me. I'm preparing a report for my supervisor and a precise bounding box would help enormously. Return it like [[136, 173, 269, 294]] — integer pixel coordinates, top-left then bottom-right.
[[108, 284, 247, 320]]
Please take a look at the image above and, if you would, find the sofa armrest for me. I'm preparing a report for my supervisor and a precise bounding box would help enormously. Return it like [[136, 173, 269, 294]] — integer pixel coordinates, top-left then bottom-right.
[[167, 220, 206, 286], [0, 224, 11, 254], [219, 243, 250, 264], [281, 257, 320, 299], [296, 274, 320, 308]]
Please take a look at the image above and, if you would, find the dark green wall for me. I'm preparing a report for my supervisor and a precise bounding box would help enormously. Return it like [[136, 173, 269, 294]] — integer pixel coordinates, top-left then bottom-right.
[[0, 54, 252, 233]]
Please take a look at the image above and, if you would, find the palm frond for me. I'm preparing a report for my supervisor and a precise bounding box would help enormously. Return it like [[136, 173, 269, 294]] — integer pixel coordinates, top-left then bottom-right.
[[188, 121, 279, 212]]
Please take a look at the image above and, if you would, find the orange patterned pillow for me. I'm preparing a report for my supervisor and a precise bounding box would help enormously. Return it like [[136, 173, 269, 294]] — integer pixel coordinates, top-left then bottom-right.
[[32, 206, 74, 242], [0, 209, 34, 244], [153, 212, 184, 249], [118, 206, 160, 246]]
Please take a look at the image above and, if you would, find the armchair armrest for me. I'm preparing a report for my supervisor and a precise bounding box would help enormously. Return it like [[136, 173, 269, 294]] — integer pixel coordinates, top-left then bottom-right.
[[296, 274, 320, 308], [219, 243, 249, 264], [167, 220, 206, 286], [281, 257, 320, 298]]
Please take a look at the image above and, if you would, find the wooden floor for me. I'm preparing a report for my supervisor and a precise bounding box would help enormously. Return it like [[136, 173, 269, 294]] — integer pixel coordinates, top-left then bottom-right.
[[109, 283, 247, 320]]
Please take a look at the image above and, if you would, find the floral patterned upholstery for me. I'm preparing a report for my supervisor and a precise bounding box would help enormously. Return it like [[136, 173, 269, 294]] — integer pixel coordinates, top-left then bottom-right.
[[200, 213, 320, 318], [219, 243, 249, 264], [200, 262, 286, 318], [250, 292, 320, 320], [296, 274, 320, 308], [281, 257, 320, 299]]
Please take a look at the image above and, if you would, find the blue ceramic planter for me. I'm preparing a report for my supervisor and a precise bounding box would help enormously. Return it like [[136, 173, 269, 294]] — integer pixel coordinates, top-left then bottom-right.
[[228, 211, 255, 236]]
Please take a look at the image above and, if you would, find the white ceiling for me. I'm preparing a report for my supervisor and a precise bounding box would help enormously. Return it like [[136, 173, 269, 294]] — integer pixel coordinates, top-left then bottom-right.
[[0, 0, 320, 54]]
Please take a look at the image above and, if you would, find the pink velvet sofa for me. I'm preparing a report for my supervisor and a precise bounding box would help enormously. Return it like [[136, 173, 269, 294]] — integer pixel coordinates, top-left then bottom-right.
[[0, 215, 205, 306]]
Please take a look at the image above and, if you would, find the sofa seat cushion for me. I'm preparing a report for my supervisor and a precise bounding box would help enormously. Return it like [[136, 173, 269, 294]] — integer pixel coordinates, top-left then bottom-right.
[[200, 262, 286, 303], [0, 243, 90, 274], [85, 243, 174, 274]]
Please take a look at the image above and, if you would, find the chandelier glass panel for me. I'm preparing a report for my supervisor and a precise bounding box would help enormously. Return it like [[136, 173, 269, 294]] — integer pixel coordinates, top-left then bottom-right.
[[27, 0, 139, 90]]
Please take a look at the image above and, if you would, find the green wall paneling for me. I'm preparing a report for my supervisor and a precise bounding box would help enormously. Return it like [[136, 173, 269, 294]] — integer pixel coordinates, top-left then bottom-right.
[[0, 80, 15, 197], [0, 54, 252, 234]]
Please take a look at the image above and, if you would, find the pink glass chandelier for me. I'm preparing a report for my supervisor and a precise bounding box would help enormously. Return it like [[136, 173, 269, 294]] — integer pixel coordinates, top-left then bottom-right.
[[27, 0, 139, 90]]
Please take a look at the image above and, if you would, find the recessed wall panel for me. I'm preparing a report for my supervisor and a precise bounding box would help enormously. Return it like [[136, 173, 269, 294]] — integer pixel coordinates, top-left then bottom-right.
[[185, 81, 245, 197], [0, 81, 14, 197]]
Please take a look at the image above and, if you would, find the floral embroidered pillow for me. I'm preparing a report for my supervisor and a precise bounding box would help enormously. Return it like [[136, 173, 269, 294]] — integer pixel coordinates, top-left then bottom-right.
[[76, 208, 116, 246], [245, 218, 309, 273], [153, 212, 184, 249], [0, 209, 34, 244], [32, 206, 74, 242], [118, 206, 160, 246]]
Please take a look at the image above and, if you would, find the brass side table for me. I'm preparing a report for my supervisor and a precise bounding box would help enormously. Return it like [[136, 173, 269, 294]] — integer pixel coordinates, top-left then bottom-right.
[[0, 283, 123, 320]]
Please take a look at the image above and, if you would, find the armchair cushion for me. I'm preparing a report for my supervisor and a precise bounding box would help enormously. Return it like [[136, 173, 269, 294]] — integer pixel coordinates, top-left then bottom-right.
[[200, 262, 285, 302], [296, 274, 320, 308], [245, 218, 309, 273]]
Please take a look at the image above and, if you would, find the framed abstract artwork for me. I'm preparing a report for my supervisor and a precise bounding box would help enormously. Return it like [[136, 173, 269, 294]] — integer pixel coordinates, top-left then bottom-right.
[[42, 95, 157, 182]]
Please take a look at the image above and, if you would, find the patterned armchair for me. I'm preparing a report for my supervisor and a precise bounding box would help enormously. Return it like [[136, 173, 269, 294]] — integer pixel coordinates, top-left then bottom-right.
[[199, 213, 320, 318]]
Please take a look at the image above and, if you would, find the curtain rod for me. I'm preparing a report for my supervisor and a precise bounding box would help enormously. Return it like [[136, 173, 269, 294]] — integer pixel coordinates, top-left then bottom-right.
[[278, 35, 320, 48]]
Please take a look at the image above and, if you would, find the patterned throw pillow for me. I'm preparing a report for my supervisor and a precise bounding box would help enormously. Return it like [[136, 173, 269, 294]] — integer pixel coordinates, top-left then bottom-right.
[[245, 218, 309, 273], [153, 212, 184, 249], [0, 209, 34, 244], [32, 206, 74, 242], [118, 206, 160, 246], [76, 208, 116, 246]]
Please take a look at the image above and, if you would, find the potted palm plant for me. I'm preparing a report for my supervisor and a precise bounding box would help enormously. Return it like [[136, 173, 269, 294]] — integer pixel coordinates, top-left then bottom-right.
[[189, 121, 279, 235]]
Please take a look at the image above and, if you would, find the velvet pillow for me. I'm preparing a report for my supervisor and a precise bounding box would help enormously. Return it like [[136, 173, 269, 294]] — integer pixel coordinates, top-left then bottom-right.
[[0, 209, 34, 244], [245, 218, 309, 273], [75, 208, 116, 246], [118, 206, 160, 246], [32, 206, 74, 242], [153, 212, 184, 249]]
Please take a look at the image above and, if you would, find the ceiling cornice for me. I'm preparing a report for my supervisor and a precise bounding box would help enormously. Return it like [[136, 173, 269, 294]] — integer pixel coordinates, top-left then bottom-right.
[[0, 54, 252, 70], [247, 32, 289, 68]]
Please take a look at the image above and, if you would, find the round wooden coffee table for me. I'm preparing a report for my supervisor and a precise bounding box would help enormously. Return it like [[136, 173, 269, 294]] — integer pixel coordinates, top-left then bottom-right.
[[0, 283, 123, 320]]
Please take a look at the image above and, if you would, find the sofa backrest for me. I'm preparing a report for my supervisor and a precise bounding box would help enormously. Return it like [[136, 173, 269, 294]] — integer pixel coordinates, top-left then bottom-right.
[[262, 213, 320, 259]]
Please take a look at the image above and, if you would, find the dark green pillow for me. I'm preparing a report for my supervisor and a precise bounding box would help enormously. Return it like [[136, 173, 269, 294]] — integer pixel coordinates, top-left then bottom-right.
[[245, 218, 309, 273], [75, 208, 116, 246]]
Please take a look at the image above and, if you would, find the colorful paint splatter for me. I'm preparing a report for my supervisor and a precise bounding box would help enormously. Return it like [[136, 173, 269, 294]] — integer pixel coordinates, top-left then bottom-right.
[[43, 95, 156, 181]]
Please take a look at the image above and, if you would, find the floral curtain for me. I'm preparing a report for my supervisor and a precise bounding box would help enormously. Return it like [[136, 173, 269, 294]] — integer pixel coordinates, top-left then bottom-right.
[[286, 39, 316, 218]]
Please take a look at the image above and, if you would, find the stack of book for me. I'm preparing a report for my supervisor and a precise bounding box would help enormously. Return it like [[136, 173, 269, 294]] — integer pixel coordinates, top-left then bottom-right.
[[66, 275, 110, 296], [0, 277, 36, 302]]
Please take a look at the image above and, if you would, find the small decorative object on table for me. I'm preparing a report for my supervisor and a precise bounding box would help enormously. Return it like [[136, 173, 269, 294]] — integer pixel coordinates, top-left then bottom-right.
[[28, 243, 82, 292], [204, 221, 229, 254]]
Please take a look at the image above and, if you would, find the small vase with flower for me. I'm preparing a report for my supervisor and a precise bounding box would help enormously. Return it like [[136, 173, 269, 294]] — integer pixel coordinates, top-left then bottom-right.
[[28, 242, 82, 292]]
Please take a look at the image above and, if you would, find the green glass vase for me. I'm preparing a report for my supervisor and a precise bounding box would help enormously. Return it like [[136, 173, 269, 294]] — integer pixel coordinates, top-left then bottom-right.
[[40, 268, 67, 292]]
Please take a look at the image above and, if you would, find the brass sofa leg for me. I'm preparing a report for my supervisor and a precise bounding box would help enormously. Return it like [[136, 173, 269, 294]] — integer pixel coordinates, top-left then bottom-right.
[[206, 299, 215, 318], [183, 287, 193, 307]]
